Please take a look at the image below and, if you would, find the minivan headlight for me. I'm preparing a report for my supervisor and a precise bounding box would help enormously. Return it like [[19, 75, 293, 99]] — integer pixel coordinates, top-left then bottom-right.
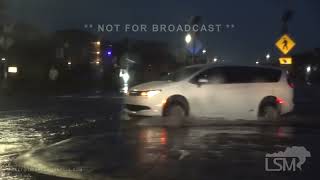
[[140, 90, 161, 97]]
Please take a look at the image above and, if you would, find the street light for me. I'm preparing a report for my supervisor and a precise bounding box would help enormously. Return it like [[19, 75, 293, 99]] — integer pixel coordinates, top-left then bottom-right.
[[256, 61, 260, 65], [306, 65, 311, 73], [96, 51, 100, 55], [202, 49, 207, 54], [213, 58, 218, 62], [185, 34, 192, 44], [305, 65, 312, 85], [1, 57, 5, 61], [67, 61, 72, 65], [266, 53, 271, 60], [96, 41, 101, 46]]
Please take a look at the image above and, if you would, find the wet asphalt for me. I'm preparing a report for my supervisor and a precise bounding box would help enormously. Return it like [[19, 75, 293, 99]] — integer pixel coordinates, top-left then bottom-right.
[[0, 92, 319, 180]]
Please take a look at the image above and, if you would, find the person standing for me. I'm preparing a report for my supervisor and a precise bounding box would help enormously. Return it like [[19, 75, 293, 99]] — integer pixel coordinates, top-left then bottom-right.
[[48, 66, 59, 94]]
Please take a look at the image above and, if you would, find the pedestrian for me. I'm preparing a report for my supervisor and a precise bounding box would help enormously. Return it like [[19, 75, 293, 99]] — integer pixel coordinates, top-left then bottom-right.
[[49, 66, 59, 94], [282, 38, 288, 50]]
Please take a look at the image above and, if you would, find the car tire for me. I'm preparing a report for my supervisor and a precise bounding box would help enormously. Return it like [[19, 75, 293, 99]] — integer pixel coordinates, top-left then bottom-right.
[[259, 105, 280, 122], [164, 104, 186, 127]]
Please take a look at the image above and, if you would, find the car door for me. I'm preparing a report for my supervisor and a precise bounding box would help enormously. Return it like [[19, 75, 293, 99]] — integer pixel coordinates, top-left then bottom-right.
[[216, 67, 253, 119], [184, 67, 227, 118], [245, 67, 279, 116], [216, 67, 275, 120]]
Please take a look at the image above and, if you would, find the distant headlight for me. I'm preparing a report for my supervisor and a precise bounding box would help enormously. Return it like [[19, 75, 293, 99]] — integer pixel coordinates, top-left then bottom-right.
[[140, 90, 161, 97]]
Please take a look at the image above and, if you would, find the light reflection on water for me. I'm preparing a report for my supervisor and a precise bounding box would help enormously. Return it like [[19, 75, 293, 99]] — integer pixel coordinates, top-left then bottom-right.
[[0, 112, 72, 179], [0, 109, 297, 180], [137, 128, 168, 163], [0, 114, 44, 179], [0, 110, 102, 179], [135, 125, 295, 165], [0, 154, 33, 180], [140, 128, 168, 145]]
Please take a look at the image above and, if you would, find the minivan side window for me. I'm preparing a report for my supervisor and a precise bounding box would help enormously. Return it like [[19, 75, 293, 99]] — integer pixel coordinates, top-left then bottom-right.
[[223, 67, 250, 83], [249, 68, 282, 83], [191, 67, 282, 84], [192, 67, 227, 84], [224, 67, 282, 83]]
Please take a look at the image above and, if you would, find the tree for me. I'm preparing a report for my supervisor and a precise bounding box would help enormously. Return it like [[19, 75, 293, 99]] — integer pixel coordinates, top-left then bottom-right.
[[0, 0, 14, 52]]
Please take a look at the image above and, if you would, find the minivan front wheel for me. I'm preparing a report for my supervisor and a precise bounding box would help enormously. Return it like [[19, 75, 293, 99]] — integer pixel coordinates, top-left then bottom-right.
[[259, 105, 280, 122], [164, 104, 186, 127]]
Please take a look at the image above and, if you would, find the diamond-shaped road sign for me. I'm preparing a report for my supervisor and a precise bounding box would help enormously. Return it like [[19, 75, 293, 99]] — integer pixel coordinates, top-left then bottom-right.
[[275, 34, 296, 55]]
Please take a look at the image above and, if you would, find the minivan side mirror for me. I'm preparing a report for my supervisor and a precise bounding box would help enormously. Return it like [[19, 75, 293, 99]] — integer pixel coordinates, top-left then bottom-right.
[[198, 78, 209, 83], [197, 78, 209, 85], [160, 72, 169, 77]]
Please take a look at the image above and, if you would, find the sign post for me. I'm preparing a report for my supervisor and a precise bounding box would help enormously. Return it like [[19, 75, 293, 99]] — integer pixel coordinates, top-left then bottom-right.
[[279, 57, 293, 65], [275, 34, 296, 70]]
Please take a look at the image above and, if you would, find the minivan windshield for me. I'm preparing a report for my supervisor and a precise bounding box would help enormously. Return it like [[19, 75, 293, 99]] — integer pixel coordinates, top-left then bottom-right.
[[161, 66, 203, 82]]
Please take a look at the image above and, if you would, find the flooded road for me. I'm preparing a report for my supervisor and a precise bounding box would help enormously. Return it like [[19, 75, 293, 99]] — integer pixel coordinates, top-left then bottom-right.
[[0, 95, 319, 179], [0, 96, 122, 179], [0, 110, 45, 180]]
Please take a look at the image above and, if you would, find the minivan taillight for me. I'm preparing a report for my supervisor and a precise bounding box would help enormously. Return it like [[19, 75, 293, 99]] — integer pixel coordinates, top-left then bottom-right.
[[287, 77, 294, 88], [288, 82, 295, 88], [276, 97, 285, 104]]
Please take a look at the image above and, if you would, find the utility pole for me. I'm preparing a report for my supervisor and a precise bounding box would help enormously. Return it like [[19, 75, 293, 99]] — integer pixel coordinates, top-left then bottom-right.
[[281, 9, 294, 34], [276, 1, 295, 72], [0, 1, 15, 90], [189, 16, 202, 64]]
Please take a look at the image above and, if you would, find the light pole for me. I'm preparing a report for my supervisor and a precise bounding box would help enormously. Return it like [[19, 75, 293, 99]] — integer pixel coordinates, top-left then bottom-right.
[[202, 49, 207, 63], [213, 57, 218, 63], [202, 49, 207, 54], [266, 53, 271, 63], [1, 57, 7, 82], [185, 33, 197, 64], [266, 53, 270, 60], [185, 34, 192, 44], [185, 33, 194, 64]]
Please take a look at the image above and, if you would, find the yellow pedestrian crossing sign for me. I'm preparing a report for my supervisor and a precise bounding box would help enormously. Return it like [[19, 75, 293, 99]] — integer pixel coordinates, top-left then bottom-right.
[[279, 57, 293, 65], [275, 34, 296, 55]]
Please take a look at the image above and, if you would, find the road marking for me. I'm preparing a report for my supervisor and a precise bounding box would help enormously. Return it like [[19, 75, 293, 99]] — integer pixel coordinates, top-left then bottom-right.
[[111, 96, 124, 99], [83, 95, 103, 99], [179, 150, 190, 160], [55, 95, 124, 100], [0, 109, 30, 114], [56, 95, 73, 98]]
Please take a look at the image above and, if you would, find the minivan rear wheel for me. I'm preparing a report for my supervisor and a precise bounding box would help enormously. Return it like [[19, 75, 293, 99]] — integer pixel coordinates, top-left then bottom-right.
[[259, 105, 280, 122], [164, 104, 186, 127]]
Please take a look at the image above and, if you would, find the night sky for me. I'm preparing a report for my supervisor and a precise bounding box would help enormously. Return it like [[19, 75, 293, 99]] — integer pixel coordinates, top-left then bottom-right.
[[6, 0, 320, 63]]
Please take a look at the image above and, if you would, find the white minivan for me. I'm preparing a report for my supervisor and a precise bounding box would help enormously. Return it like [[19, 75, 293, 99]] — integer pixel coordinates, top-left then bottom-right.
[[125, 64, 294, 123]]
